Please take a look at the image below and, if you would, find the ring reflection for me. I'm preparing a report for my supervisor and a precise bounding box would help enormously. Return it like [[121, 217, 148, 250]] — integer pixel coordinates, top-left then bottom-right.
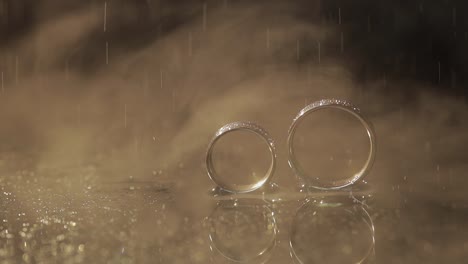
[[208, 199, 277, 263], [290, 197, 375, 263]]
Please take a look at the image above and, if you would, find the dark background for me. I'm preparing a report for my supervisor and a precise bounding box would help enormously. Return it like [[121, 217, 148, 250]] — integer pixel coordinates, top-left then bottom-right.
[[1, 0, 467, 96]]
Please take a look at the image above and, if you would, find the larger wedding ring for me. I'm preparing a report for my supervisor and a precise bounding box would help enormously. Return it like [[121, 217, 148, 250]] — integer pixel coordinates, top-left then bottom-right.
[[206, 122, 277, 193], [287, 99, 376, 190]]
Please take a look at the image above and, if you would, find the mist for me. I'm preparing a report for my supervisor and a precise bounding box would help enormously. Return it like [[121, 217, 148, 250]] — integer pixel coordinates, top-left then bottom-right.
[[0, 1, 467, 262]]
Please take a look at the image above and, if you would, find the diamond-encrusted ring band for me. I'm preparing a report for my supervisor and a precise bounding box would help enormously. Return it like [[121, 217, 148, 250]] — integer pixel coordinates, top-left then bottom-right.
[[206, 122, 277, 193], [287, 99, 376, 190]]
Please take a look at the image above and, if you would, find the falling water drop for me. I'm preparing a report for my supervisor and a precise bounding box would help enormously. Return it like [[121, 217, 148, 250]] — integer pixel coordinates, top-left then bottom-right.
[[15, 56, 18, 85], [160, 70, 163, 90], [203, 3, 207, 31], [437, 61, 441, 83], [158, 23, 162, 38], [65, 60, 69, 81], [266, 28, 270, 50], [358, 84, 364, 103], [106, 42, 109, 65], [451, 70, 456, 89], [452, 7, 456, 27], [317, 41, 321, 64], [77, 104, 81, 125], [134, 136, 139, 157], [296, 40, 300, 61], [449, 168, 453, 185], [104, 2, 107, 32], [188, 32, 193, 57], [338, 7, 341, 25], [367, 16, 371, 32], [172, 86, 176, 113], [340, 32, 344, 53], [143, 70, 149, 97], [124, 104, 127, 129], [383, 73, 387, 88], [425, 141, 431, 154], [399, 107, 404, 125]]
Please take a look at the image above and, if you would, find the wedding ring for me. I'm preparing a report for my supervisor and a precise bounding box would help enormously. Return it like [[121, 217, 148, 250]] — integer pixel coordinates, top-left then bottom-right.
[[290, 197, 375, 263], [206, 122, 276, 193], [287, 99, 376, 190], [208, 200, 277, 263]]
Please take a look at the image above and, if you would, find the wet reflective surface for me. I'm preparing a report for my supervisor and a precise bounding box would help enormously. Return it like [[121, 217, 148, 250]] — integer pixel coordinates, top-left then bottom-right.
[[208, 199, 276, 263], [290, 198, 375, 264], [2, 166, 467, 264]]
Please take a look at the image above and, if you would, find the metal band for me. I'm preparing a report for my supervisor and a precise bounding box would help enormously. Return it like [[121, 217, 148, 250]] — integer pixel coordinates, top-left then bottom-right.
[[206, 121, 277, 193], [287, 99, 376, 190]]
